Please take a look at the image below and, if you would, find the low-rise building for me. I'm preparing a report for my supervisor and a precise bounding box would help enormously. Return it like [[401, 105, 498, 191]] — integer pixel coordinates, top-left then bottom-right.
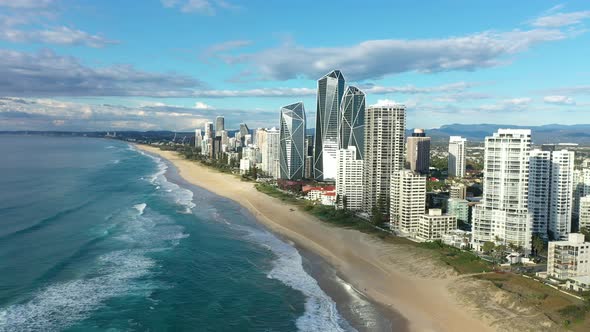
[[303, 185, 337, 206], [239, 158, 252, 175], [441, 229, 471, 249], [565, 276, 590, 292], [416, 209, 457, 242], [547, 233, 590, 280]]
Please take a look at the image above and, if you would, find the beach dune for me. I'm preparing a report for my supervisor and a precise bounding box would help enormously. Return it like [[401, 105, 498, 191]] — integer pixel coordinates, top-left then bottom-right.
[[136, 145, 499, 332]]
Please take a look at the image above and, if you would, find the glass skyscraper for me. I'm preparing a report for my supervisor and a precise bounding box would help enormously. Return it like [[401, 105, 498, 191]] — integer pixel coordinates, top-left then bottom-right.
[[339, 85, 365, 160], [314, 70, 345, 181], [279, 102, 306, 180]]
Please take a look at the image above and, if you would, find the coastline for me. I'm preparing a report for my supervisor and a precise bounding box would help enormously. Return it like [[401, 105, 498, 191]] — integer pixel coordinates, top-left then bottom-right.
[[133, 144, 496, 332]]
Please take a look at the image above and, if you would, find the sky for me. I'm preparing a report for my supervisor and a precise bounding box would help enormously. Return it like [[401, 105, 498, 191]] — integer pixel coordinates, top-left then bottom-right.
[[0, 0, 589, 131]]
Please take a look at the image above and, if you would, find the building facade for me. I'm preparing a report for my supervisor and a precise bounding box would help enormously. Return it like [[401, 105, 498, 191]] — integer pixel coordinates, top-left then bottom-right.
[[580, 196, 590, 231], [362, 104, 406, 215], [448, 136, 466, 177], [447, 198, 469, 224], [529, 148, 575, 240], [339, 86, 365, 160], [450, 184, 467, 199], [279, 102, 306, 180], [547, 233, 590, 280], [336, 146, 363, 211], [314, 70, 345, 181], [407, 129, 431, 174], [472, 129, 532, 252], [416, 209, 457, 242], [264, 127, 280, 178], [391, 170, 427, 233], [573, 168, 590, 219], [215, 116, 225, 137], [195, 129, 202, 148]]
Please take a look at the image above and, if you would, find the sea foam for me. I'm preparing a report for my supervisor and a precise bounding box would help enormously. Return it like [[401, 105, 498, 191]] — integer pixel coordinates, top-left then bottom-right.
[[240, 226, 355, 332]]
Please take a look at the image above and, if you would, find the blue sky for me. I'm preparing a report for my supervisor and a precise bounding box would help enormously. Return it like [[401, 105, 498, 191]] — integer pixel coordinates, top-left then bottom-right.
[[0, 0, 589, 131]]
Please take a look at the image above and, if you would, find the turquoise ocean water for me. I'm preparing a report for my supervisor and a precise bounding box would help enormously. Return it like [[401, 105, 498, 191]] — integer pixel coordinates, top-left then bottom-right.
[[0, 136, 355, 332]]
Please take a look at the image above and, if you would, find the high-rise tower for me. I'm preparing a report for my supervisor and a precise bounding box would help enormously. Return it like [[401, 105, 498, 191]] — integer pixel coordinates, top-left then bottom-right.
[[339, 86, 365, 160], [407, 129, 431, 174], [362, 103, 406, 215], [314, 70, 345, 181], [472, 129, 532, 252], [279, 102, 306, 180]]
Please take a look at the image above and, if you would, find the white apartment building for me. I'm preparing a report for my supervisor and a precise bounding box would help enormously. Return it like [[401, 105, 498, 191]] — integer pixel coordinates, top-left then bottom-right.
[[580, 196, 590, 231], [472, 129, 532, 252], [239, 158, 252, 175], [573, 168, 590, 218], [448, 136, 466, 177], [529, 149, 575, 240], [363, 104, 406, 215], [450, 184, 467, 199], [391, 170, 426, 234], [264, 127, 280, 179], [416, 209, 457, 242], [336, 146, 363, 211], [547, 233, 590, 280]]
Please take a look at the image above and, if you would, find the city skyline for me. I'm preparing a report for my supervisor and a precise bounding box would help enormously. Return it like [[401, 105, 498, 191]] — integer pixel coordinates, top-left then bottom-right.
[[0, 1, 589, 132]]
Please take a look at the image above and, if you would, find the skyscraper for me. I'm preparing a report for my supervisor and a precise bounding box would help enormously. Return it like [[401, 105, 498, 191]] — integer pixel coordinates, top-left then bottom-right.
[[407, 129, 431, 174], [195, 129, 202, 148], [339, 86, 365, 160], [391, 170, 427, 233], [336, 146, 363, 211], [215, 116, 225, 137], [362, 104, 406, 215], [279, 102, 306, 180], [529, 148, 575, 240], [265, 127, 280, 179], [580, 196, 590, 231], [573, 168, 590, 219], [448, 136, 466, 177], [472, 129, 532, 252], [204, 122, 214, 139], [314, 70, 345, 181]]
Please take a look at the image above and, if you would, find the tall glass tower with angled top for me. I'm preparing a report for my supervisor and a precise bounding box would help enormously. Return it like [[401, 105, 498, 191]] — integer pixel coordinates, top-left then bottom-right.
[[279, 102, 306, 180], [314, 70, 345, 181], [339, 86, 365, 160]]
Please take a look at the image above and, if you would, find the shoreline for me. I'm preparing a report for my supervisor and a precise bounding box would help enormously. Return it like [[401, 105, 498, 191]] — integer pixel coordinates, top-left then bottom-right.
[[134, 144, 496, 332], [158, 150, 402, 331]]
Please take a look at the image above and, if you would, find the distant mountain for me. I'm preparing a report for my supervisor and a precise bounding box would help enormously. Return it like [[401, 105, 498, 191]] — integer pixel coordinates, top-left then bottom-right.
[[416, 124, 590, 144]]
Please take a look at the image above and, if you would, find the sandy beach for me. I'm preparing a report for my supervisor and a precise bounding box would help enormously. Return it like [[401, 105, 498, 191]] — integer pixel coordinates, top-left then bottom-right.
[[135, 144, 563, 332]]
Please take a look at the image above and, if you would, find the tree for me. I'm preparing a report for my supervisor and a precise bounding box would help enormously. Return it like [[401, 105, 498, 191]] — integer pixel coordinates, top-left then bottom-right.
[[492, 244, 507, 265], [482, 241, 495, 254], [371, 206, 383, 226], [342, 195, 348, 211], [532, 235, 545, 256]]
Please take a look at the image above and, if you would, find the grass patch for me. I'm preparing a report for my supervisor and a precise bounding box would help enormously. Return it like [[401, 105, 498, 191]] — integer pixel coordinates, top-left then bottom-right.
[[476, 273, 590, 330], [418, 241, 492, 274]]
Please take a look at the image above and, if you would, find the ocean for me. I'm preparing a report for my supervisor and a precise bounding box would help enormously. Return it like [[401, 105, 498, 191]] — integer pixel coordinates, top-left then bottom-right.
[[0, 136, 371, 332]]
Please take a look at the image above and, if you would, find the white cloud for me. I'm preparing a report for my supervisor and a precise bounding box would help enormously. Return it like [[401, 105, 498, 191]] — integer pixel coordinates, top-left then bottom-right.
[[224, 29, 570, 81], [0, 26, 117, 48], [506, 97, 532, 105], [0, 2, 117, 48], [0, 49, 203, 97], [0, 0, 55, 9], [194, 101, 214, 109], [161, 0, 238, 15], [371, 99, 401, 107], [543, 95, 575, 105], [201, 40, 252, 59], [531, 10, 590, 27]]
